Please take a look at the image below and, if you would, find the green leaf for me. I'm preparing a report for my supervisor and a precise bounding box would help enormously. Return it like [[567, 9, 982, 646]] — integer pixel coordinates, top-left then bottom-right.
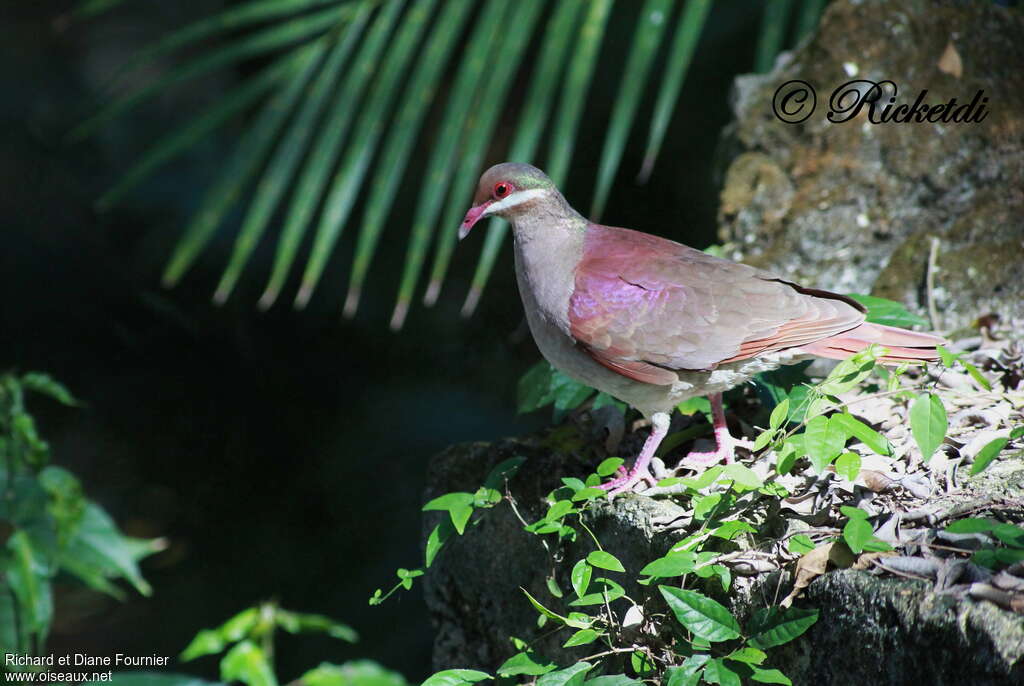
[[1010, 426, 1024, 440], [658, 586, 740, 642], [390, 0, 510, 328], [518, 361, 556, 414], [301, 661, 408, 686], [219, 641, 277, 686], [830, 413, 892, 456], [572, 487, 606, 502], [522, 588, 568, 624], [425, 518, 456, 568], [583, 676, 640, 686], [563, 628, 600, 647], [945, 517, 1000, 534], [59, 502, 163, 597], [590, 0, 674, 218], [72, 2, 349, 142], [422, 492, 475, 513], [720, 464, 764, 489], [345, 0, 476, 316], [181, 630, 227, 662], [260, 0, 406, 308], [104, 673, 224, 686], [21, 373, 78, 406], [571, 559, 593, 598], [424, 0, 545, 305], [587, 550, 625, 573], [596, 457, 625, 477], [298, 0, 442, 308], [276, 610, 359, 642], [910, 393, 948, 462], [484, 456, 526, 490], [749, 666, 792, 685], [5, 530, 53, 641], [497, 651, 556, 677], [702, 658, 740, 686], [536, 662, 593, 686], [834, 452, 861, 482], [639, 551, 696, 579], [726, 647, 766, 665], [94, 0, 350, 90], [848, 294, 930, 329], [819, 348, 880, 396], [568, 578, 626, 606], [213, 25, 363, 302], [98, 44, 318, 209], [970, 437, 1009, 475], [677, 396, 712, 417], [786, 536, 811, 556], [752, 429, 776, 452], [546, 0, 613, 185], [712, 521, 756, 541], [769, 398, 790, 431], [639, 0, 712, 178], [843, 516, 873, 554], [630, 651, 656, 677], [421, 670, 491, 686], [803, 415, 847, 473], [748, 607, 819, 649]]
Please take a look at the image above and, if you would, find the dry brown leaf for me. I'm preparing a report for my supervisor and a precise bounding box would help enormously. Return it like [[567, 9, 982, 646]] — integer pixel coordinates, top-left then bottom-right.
[[861, 469, 896, 493], [852, 550, 898, 571], [937, 40, 963, 78], [781, 541, 856, 607]]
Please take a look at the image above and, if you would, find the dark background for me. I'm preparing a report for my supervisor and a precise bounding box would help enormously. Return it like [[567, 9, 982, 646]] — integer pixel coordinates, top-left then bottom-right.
[[1, 1, 762, 681]]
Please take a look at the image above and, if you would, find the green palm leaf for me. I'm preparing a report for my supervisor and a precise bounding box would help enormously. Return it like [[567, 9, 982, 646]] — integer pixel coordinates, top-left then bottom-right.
[[459, 0, 585, 317], [70, 2, 351, 142], [388, 0, 508, 329], [343, 0, 475, 318], [81, 0, 824, 324], [296, 0, 439, 309], [258, 0, 400, 309], [422, 0, 546, 307], [637, 0, 712, 182], [213, 23, 363, 304]]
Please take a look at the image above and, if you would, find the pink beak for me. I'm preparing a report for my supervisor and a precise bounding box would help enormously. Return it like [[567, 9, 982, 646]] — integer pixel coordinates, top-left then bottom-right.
[[459, 201, 492, 240]]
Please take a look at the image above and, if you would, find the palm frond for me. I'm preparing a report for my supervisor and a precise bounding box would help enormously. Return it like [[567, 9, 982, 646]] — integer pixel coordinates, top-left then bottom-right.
[[84, 0, 826, 326], [421, 0, 547, 307], [755, 0, 796, 73]]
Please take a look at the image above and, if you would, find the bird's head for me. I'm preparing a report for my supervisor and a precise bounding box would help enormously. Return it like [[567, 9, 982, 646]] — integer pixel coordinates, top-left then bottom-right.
[[459, 163, 556, 239]]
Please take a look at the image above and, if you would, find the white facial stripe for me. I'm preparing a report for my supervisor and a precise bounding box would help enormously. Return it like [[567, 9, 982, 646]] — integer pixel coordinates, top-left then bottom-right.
[[481, 188, 549, 216]]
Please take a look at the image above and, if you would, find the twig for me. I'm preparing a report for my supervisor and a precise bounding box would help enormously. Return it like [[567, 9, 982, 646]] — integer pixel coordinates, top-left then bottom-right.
[[927, 235, 941, 331]]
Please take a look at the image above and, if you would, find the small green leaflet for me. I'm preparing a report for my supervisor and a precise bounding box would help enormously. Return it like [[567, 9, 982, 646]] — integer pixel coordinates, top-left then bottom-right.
[[586, 550, 625, 573], [910, 393, 948, 461], [970, 437, 1008, 475], [571, 559, 592, 598], [848, 294, 929, 328]]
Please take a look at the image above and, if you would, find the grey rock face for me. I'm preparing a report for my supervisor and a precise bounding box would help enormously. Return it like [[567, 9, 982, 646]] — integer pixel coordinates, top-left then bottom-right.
[[717, 0, 1024, 333]]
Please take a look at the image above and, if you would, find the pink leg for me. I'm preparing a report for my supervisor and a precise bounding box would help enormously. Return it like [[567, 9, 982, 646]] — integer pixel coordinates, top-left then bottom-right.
[[680, 393, 744, 468], [599, 412, 670, 495]]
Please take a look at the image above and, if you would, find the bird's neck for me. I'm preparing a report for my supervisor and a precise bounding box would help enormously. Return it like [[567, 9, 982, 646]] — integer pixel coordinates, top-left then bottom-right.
[[510, 192, 588, 334]]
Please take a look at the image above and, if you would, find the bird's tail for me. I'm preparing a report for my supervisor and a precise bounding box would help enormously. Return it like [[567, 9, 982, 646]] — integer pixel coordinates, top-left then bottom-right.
[[798, 323, 947, 363]]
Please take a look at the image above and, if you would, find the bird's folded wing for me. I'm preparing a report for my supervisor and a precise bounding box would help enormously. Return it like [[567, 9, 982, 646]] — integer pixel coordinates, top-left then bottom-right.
[[568, 225, 865, 381]]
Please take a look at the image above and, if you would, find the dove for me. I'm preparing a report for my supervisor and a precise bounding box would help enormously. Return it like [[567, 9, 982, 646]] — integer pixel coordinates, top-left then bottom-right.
[[460, 163, 944, 494]]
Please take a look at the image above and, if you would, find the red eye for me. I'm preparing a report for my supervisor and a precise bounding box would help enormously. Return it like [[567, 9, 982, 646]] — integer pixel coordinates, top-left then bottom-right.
[[493, 182, 511, 199]]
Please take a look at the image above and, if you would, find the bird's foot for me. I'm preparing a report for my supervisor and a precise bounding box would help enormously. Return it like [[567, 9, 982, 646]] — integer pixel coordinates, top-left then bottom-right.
[[677, 430, 741, 470], [598, 464, 657, 495]]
